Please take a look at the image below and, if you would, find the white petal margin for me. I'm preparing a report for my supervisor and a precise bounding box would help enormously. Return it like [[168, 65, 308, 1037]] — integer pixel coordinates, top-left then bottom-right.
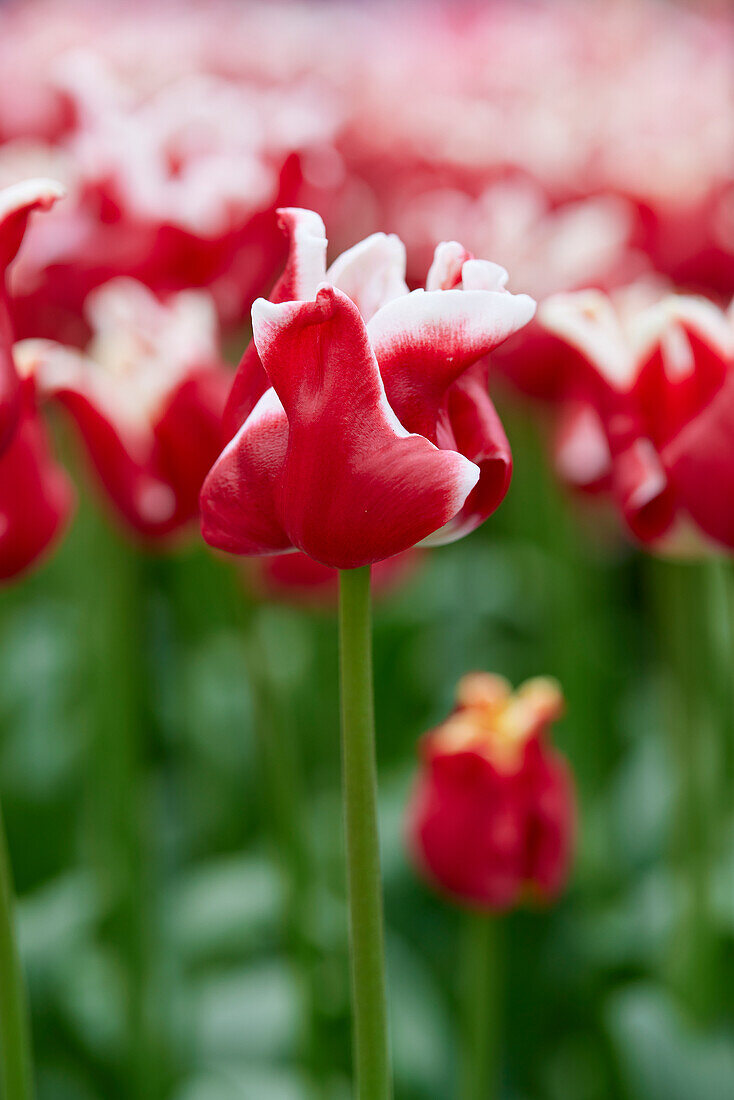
[[538, 290, 638, 390], [426, 242, 472, 292], [632, 294, 734, 366], [460, 260, 510, 293], [367, 286, 536, 364], [0, 178, 66, 225], [326, 232, 409, 321], [276, 207, 327, 300]]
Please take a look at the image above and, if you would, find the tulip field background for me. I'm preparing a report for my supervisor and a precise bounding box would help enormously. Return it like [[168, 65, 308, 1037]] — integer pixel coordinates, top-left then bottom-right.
[[6, 403, 734, 1099], [0, 0, 733, 1098]]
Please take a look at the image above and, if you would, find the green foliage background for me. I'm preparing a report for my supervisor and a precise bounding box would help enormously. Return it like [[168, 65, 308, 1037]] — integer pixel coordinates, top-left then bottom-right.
[[2, 393, 733, 1099]]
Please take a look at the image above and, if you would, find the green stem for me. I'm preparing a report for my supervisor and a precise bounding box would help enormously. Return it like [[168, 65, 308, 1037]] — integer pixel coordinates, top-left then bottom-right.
[[85, 519, 153, 1096], [0, 801, 33, 1100], [459, 913, 500, 1100], [338, 566, 392, 1100], [651, 559, 719, 1020]]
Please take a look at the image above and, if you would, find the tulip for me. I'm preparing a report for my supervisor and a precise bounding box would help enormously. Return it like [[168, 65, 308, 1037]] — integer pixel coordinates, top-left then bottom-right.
[[538, 288, 734, 1020], [200, 209, 534, 1098], [0, 178, 74, 585], [407, 673, 575, 1100], [408, 673, 574, 910], [0, 176, 68, 1100], [202, 208, 535, 569], [21, 278, 232, 542], [537, 288, 734, 554]]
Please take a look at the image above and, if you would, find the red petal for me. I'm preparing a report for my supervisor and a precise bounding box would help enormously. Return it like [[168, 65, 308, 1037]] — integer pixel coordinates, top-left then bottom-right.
[[428, 364, 513, 543], [663, 373, 734, 550], [0, 315, 20, 455], [0, 398, 73, 581], [222, 208, 326, 438], [0, 178, 66, 270], [251, 285, 479, 568], [0, 180, 66, 451], [612, 436, 676, 545], [201, 387, 292, 556], [153, 366, 231, 521], [53, 388, 182, 539], [524, 746, 575, 901], [368, 286, 535, 440]]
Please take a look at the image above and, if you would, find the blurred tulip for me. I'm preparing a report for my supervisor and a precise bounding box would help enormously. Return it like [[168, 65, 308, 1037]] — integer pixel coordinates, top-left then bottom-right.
[[0, 177, 65, 452], [5, 55, 342, 338], [0, 377, 73, 581], [201, 208, 535, 569], [408, 673, 575, 912], [21, 278, 232, 542], [538, 288, 734, 554]]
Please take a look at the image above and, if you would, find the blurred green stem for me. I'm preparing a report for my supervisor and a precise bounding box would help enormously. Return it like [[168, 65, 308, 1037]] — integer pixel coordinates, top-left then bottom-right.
[[652, 559, 720, 1020], [459, 912, 500, 1100], [338, 566, 392, 1100], [0, 801, 33, 1100], [245, 608, 325, 1096], [86, 520, 154, 1097]]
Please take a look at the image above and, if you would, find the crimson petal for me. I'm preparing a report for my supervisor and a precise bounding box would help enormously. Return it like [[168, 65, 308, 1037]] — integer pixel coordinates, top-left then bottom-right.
[[223, 208, 326, 438], [368, 286, 535, 440], [251, 285, 480, 568]]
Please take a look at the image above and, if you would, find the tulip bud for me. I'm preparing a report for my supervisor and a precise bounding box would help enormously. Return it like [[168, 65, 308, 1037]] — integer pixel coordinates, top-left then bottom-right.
[[407, 673, 575, 912]]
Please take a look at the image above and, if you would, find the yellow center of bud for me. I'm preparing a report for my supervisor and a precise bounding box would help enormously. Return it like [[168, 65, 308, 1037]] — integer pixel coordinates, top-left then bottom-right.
[[434, 673, 564, 773]]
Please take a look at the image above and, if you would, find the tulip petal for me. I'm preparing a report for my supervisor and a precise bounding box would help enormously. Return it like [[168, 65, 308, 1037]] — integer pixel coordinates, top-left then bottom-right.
[[613, 436, 675, 544], [201, 386, 292, 556], [663, 373, 734, 551], [0, 314, 19, 455], [427, 364, 512, 544], [0, 178, 66, 269], [0, 398, 73, 581], [554, 401, 612, 490], [326, 232, 408, 320], [368, 286, 536, 439], [252, 285, 480, 568], [0, 179, 65, 453], [426, 242, 472, 292], [223, 208, 326, 437]]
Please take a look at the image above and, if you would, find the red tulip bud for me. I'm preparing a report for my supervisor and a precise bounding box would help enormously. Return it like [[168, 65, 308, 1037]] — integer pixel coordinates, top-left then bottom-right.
[[408, 673, 575, 913]]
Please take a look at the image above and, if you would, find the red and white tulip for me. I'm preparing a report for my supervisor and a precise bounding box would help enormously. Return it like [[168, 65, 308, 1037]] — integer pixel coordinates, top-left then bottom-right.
[[21, 278, 232, 542], [202, 209, 535, 569], [538, 287, 734, 554]]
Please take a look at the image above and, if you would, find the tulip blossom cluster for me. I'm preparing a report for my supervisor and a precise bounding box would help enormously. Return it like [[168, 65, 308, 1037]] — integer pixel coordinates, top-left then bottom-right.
[[0, 166, 235, 583], [201, 209, 535, 569], [408, 673, 575, 911], [0, 0, 730, 583], [0, 0, 729, 347], [537, 288, 734, 554]]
